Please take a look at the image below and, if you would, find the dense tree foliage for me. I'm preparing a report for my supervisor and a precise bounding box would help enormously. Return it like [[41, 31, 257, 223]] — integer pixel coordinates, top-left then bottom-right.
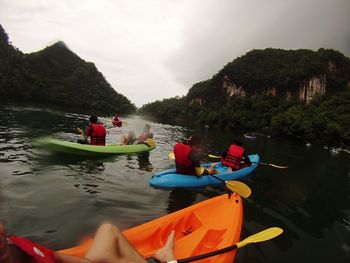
[[0, 25, 135, 115], [139, 48, 350, 147]]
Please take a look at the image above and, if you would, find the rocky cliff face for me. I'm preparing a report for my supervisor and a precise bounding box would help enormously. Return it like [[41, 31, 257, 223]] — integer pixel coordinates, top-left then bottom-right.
[[298, 75, 326, 103], [186, 48, 350, 106], [223, 74, 327, 103]]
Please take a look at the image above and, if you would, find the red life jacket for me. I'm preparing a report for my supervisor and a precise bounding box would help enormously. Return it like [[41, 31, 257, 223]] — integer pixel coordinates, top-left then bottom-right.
[[90, 123, 106, 145], [112, 117, 122, 127], [221, 144, 245, 170], [174, 143, 196, 175], [7, 235, 55, 263]]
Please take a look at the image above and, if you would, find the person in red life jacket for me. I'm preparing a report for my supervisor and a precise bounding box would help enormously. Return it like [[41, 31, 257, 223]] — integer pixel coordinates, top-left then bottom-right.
[[221, 140, 251, 171], [112, 114, 122, 127], [84, 116, 106, 146], [0, 222, 175, 263], [135, 124, 153, 144], [174, 135, 216, 176]]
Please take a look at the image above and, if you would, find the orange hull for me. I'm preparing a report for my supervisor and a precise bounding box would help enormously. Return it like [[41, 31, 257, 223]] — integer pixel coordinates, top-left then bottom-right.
[[59, 194, 243, 263]]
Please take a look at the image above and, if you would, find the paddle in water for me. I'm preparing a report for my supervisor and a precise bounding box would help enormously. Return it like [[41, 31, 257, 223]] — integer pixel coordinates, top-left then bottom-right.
[[208, 154, 288, 169], [168, 152, 251, 198], [171, 227, 283, 263]]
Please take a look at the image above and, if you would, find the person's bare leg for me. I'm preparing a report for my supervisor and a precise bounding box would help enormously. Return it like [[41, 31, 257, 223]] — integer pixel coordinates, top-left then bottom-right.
[[154, 230, 175, 262], [85, 223, 146, 263], [207, 162, 217, 174], [120, 135, 127, 145]]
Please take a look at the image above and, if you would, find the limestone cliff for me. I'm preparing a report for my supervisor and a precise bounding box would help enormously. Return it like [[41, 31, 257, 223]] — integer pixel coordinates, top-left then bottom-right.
[[186, 48, 350, 106]]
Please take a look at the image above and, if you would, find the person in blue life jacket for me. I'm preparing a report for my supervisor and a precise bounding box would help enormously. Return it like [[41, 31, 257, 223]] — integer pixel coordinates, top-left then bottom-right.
[[174, 135, 216, 176], [0, 222, 175, 263], [78, 116, 106, 145], [221, 140, 251, 171]]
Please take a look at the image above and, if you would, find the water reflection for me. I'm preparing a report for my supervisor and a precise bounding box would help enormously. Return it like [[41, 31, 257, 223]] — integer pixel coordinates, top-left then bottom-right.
[[167, 188, 197, 213], [137, 153, 153, 172], [0, 104, 349, 263]]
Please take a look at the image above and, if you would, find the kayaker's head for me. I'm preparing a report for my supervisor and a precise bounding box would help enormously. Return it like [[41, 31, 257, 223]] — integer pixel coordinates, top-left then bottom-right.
[[89, 115, 98, 124], [143, 124, 151, 132], [233, 140, 243, 146], [187, 135, 202, 151]]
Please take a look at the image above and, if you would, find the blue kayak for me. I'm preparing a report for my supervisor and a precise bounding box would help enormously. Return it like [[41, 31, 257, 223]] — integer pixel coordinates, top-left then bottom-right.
[[149, 154, 259, 189]]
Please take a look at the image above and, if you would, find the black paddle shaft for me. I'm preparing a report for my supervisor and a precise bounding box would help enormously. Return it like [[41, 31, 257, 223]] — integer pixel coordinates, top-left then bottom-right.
[[177, 243, 238, 262]]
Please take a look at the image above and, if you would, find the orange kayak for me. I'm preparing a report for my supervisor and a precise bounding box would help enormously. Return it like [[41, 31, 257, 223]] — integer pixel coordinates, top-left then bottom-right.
[[59, 193, 243, 262]]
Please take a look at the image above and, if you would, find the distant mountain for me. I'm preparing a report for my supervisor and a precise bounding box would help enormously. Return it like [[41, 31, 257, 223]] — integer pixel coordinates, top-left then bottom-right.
[[139, 48, 350, 147], [186, 48, 350, 107], [0, 24, 135, 114]]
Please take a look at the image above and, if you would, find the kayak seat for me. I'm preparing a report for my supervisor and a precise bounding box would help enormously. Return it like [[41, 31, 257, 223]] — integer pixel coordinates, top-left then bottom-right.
[[191, 229, 227, 256], [143, 212, 203, 253]]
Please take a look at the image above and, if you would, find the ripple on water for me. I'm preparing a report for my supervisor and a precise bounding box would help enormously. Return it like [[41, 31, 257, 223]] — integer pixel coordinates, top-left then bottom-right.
[[0, 105, 349, 263]]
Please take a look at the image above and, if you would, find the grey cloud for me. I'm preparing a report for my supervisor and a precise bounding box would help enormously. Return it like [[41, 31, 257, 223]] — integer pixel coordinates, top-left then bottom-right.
[[1, 0, 349, 106], [165, 0, 350, 89]]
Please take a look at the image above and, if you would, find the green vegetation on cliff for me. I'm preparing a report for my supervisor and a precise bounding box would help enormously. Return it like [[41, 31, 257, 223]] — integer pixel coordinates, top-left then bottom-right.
[[139, 48, 350, 147], [0, 25, 135, 114]]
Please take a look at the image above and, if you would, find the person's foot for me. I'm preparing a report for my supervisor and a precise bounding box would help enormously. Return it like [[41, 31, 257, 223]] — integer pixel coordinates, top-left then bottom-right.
[[154, 230, 175, 262]]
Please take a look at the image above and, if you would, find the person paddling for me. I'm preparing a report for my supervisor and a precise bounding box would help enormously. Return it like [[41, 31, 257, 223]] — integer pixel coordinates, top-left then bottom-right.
[[174, 135, 216, 176], [135, 124, 153, 144], [120, 130, 137, 145], [221, 140, 251, 171], [78, 116, 106, 146], [112, 113, 122, 127], [0, 222, 175, 263]]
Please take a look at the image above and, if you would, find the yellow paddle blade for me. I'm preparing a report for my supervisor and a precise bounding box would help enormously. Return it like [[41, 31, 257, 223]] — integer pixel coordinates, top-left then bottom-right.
[[225, 181, 251, 198], [269, 164, 288, 169], [168, 152, 175, 160], [208, 154, 221, 159], [145, 138, 156, 148], [123, 120, 128, 126], [236, 227, 283, 248]]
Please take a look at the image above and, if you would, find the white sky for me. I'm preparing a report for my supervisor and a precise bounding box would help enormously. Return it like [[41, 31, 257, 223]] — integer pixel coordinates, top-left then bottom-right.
[[1, 0, 349, 107]]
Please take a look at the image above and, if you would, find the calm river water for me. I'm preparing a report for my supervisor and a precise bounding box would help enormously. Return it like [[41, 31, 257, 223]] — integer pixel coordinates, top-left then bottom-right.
[[0, 104, 349, 262]]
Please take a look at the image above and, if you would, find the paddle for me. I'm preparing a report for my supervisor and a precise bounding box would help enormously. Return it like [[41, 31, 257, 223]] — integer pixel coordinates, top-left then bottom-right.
[[209, 173, 251, 198], [168, 152, 251, 198], [170, 227, 283, 263], [208, 154, 288, 169], [145, 138, 156, 148], [76, 128, 87, 139]]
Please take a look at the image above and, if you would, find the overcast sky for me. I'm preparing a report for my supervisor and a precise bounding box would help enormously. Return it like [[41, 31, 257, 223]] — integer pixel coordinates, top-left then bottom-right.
[[1, 0, 349, 107]]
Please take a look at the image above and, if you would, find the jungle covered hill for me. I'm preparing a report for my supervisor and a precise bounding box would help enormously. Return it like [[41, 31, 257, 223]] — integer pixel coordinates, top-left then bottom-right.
[[0, 24, 135, 115], [139, 48, 350, 147]]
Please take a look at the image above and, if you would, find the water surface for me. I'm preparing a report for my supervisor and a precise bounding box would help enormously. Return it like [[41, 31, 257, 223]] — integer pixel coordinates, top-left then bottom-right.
[[0, 104, 349, 262]]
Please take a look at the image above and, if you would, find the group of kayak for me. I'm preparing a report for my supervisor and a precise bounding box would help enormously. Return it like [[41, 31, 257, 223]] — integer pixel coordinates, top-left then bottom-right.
[[20, 115, 283, 262], [36, 117, 259, 189]]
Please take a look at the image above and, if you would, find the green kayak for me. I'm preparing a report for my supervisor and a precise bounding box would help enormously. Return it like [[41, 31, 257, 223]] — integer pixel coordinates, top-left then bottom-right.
[[34, 137, 156, 156]]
